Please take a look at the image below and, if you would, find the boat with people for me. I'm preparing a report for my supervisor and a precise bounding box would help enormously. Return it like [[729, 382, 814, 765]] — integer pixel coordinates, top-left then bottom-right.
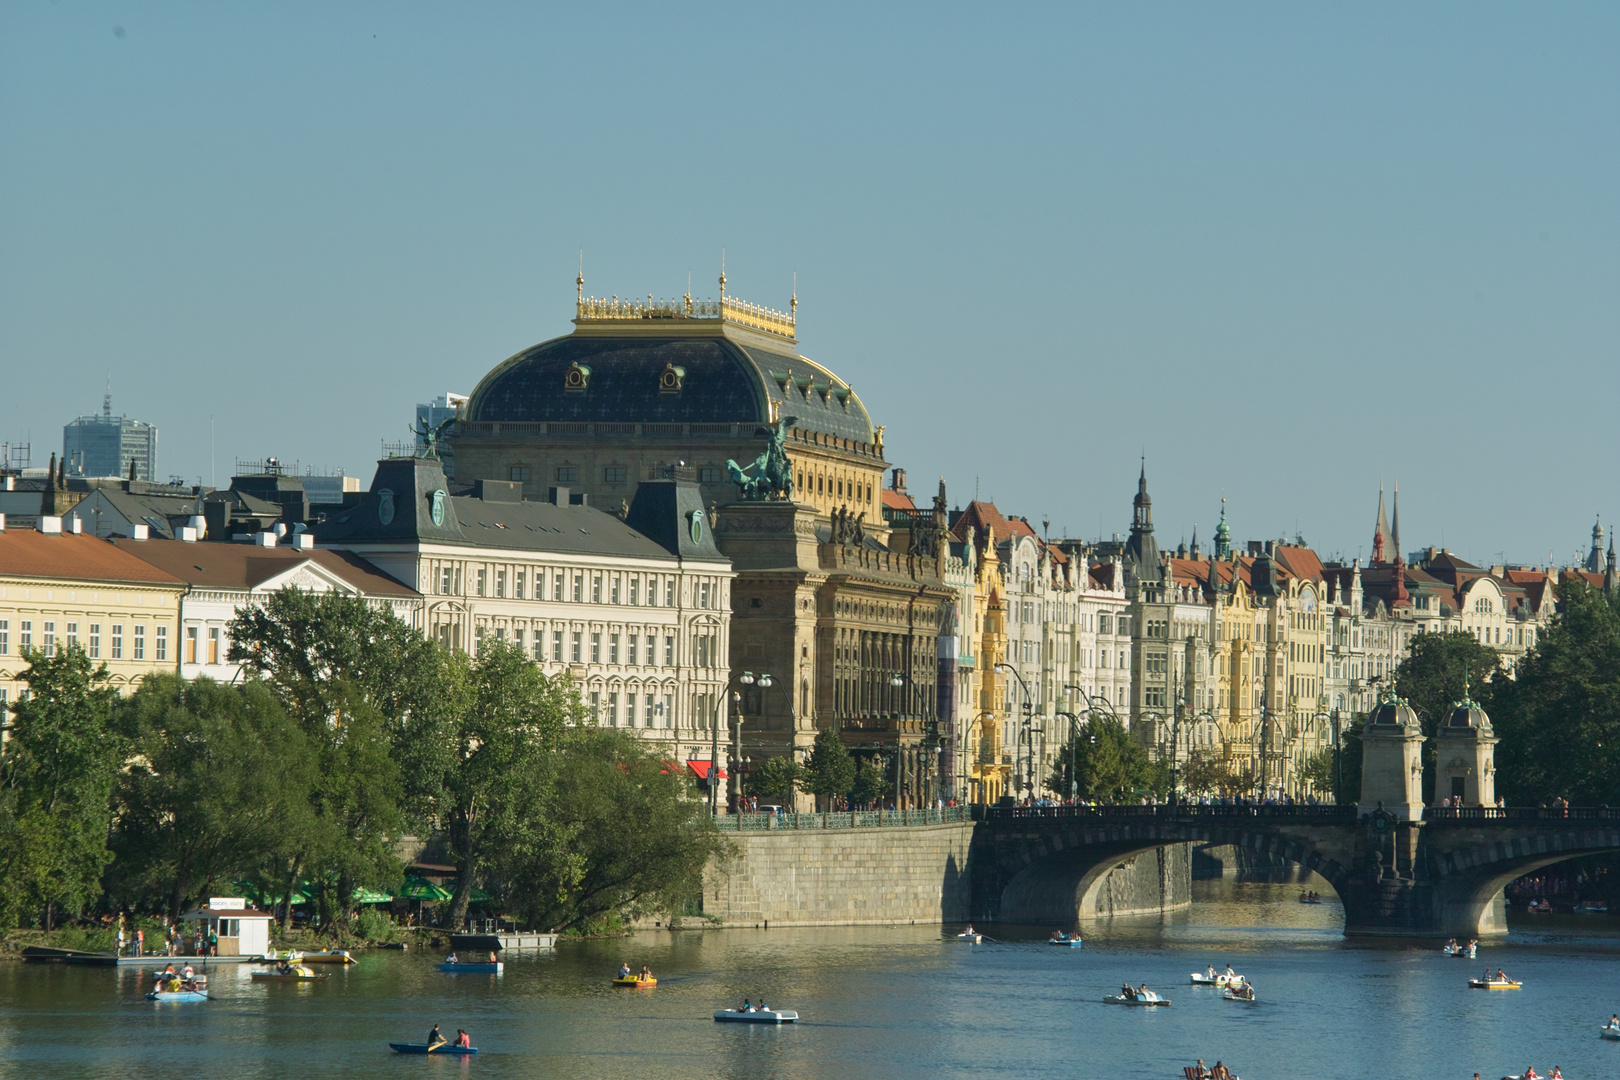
[[1600, 1014, 1619, 1040], [147, 968, 208, 1001], [1105, 984, 1170, 1006], [955, 926, 982, 944], [1048, 931, 1082, 947], [298, 950, 356, 965], [1182, 1065, 1241, 1080], [436, 952, 502, 973], [1297, 891, 1324, 905], [1222, 983, 1256, 1002], [251, 961, 326, 982], [1574, 900, 1609, 914], [148, 987, 209, 1001], [1469, 976, 1522, 989], [714, 1003, 798, 1023], [1190, 965, 1243, 987], [1443, 939, 1479, 958], [389, 1043, 478, 1054]]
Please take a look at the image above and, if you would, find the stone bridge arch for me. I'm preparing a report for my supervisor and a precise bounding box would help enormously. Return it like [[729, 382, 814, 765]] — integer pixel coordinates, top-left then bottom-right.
[[970, 808, 1361, 924]]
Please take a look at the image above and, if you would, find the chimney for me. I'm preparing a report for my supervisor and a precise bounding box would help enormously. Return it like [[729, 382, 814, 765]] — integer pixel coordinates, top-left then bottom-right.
[[292, 533, 314, 551], [38, 516, 63, 535], [0, 513, 6, 531], [69, 516, 83, 534], [549, 486, 571, 506], [891, 468, 907, 494], [132, 523, 149, 540], [179, 525, 199, 542], [251, 531, 277, 547], [3, 476, 12, 491], [188, 514, 206, 539]]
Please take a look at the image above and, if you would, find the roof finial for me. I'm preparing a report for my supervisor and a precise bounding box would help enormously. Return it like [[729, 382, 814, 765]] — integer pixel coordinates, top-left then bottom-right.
[[576, 251, 584, 304], [719, 248, 726, 299], [791, 270, 797, 318]]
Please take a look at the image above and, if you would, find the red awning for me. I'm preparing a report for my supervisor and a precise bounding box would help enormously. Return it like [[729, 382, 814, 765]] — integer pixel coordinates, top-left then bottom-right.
[[686, 760, 729, 780]]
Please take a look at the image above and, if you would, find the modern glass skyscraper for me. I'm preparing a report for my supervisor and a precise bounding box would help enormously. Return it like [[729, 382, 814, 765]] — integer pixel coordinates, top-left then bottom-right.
[[63, 390, 157, 480]]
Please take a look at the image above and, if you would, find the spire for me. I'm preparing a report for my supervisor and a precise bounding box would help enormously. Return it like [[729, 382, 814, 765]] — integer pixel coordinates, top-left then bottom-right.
[[1372, 481, 1389, 565], [1190, 523, 1201, 559], [1391, 481, 1402, 563], [1214, 497, 1231, 559], [1588, 515, 1607, 573]]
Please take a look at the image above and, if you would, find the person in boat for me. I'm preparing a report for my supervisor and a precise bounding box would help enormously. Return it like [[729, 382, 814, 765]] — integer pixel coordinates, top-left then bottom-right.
[[1120, 982, 1133, 1000], [740, 998, 751, 1013], [619, 963, 631, 979], [1224, 963, 1236, 977], [426, 1025, 446, 1051], [182, 964, 194, 979], [161, 963, 176, 976], [1138, 983, 1152, 1000], [1521, 1067, 1539, 1080], [1607, 1013, 1619, 1030], [1213, 1062, 1229, 1079], [455, 1030, 471, 1049], [639, 965, 652, 980], [445, 953, 458, 965], [1496, 968, 1508, 982], [1550, 1067, 1563, 1078], [1206, 964, 1218, 979]]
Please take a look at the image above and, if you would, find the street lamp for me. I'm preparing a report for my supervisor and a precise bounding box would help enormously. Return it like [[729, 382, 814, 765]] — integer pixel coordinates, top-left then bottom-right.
[[1054, 710, 1082, 803], [721, 671, 774, 815], [995, 663, 1036, 800]]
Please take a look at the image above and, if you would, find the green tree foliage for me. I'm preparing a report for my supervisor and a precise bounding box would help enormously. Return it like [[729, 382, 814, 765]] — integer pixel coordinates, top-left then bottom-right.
[[1394, 629, 1503, 800], [803, 728, 856, 814], [1490, 581, 1620, 806], [850, 756, 891, 808], [412, 641, 581, 927], [1047, 716, 1167, 802], [1298, 747, 1337, 798], [1176, 753, 1227, 797], [752, 754, 801, 800], [499, 729, 730, 932], [107, 675, 317, 918], [0, 648, 124, 929]]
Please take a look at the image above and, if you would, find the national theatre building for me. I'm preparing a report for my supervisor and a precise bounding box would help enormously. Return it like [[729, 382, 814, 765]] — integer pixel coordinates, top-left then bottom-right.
[[448, 277, 956, 808]]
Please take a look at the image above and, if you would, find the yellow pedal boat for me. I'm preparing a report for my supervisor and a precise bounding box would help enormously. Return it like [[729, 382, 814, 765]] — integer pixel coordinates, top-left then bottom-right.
[[298, 950, 356, 965], [252, 967, 328, 982], [1467, 978, 1521, 989], [612, 976, 657, 988]]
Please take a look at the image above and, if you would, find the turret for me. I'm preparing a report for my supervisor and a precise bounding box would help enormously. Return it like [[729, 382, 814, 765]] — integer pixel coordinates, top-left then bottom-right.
[[1434, 694, 1497, 809], [1359, 689, 1425, 821]]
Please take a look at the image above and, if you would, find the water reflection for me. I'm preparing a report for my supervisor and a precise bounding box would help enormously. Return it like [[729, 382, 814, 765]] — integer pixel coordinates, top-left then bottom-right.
[[1, 879, 1616, 1080]]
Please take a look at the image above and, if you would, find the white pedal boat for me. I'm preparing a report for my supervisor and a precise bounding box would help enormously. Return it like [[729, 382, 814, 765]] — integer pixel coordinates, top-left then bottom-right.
[[1601, 1024, 1620, 1041], [1442, 944, 1477, 958], [1104, 991, 1170, 1006], [714, 1007, 798, 1024], [1190, 972, 1242, 987], [1048, 934, 1082, 947], [1222, 985, 1256, 1002]]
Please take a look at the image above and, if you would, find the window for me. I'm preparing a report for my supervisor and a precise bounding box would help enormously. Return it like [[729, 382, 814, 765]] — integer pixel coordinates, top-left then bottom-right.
[[572, 575, 583, 603], [0, 619, 7, 655], [66, 623, 78, 651], [592, 574, 602, 603], [553, 572, 564, 601], [509, 466, 531, 482], [552, 630, 564, 662], [111, 625, 122, 659], [572, 631, 582, 662], [155, 625, 167, 662], [628, 635, 638, 665], [43, 622, 55, 657], [665, 579, 675, 606], [475, 625, 487, 655], [603, 466, 627, 484], [134, 625, 145, 661], [440, 566, 455, 594], [665, 635, 675, 665], [514, 571, 525, 599], [629, 577, 639, 606], [590, 632, 601, 663], [627, 693, 637, 727], [589, 690, 600, 719], [495, 569, 506, 598], [698, 467, 724, 484], [556, 466, 578, 483], [609, 633, 620, 663], [186, 627, 199, 664], [88, 624, 99, 659], [700, 582, 712, 609], [607, 691, 619, 725], [477, 569, 487, 597], [208, 628, 220, 665], [611, 576, 620, 604]]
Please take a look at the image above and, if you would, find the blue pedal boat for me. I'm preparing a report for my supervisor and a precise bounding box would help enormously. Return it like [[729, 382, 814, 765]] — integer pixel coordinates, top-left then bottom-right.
[[389, 1043, 478, 1054]]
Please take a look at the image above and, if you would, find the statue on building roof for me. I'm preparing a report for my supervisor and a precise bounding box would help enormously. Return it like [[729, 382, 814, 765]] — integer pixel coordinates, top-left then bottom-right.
[[726, 415, 798, 501], [414, 415, 458, 460]]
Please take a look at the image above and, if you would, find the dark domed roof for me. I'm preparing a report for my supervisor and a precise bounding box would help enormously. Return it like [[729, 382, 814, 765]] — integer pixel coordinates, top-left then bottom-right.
[[1446, 700, 1492, 731], [467, 327, 875, 445], [1369, 697, 1420, 728]]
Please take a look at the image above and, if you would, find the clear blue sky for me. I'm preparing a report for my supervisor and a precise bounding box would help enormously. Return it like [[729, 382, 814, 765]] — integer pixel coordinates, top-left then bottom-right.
[[4, 3, 1616, 567]]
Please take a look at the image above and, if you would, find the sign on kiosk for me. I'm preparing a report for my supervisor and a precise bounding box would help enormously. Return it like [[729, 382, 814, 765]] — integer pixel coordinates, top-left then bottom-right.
[[208, 897, 246, 910]]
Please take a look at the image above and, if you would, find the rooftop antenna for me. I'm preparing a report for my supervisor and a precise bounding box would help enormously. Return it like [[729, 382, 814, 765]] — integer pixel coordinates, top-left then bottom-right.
[[210, 415, 215, 488]]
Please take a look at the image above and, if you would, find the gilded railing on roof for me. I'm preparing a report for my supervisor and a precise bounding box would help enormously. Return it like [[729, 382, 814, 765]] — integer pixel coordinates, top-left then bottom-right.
[[575, 294, 796, 340]]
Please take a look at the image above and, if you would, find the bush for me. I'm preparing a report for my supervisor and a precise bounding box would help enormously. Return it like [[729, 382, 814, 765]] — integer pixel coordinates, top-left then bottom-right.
[[354, 906, 400, 943]]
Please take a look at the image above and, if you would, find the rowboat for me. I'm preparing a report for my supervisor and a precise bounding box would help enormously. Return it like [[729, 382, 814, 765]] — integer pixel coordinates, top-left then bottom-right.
[[1190, 972, 1242, 987], [1468, 978, 1521, 989], [1104, 992, 1170, 1006], [389, 1043, 478, 1054], [148, 989, 208, 1002], [1047, 934, 1082, 947], [714, 1007, 797, 1023], [437, 961, 502, 973], [298, 950, 355, 965], [955, 931, 982, 944], [612, 976, 657, 988]]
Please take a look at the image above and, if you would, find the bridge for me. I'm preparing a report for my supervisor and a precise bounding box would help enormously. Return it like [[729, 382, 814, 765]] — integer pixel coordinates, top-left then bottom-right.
[[969, 804, 1620, 937]]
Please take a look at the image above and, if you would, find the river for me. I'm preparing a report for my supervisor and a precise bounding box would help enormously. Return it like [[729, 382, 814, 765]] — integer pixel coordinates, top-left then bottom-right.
[[2, 879, 1616, 1079]]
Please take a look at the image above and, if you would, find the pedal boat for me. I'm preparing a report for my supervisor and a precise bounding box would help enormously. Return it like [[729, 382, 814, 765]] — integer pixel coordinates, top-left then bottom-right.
[[251, 966, 327, 982], [1443, 944, 1477, 958], [147, 988, 208, 1002], [1104, 991, 1170, 1006], [714, 1007, 797, 1023], [1467, 978, 1521, 989], [437, 960, 502, 973], [1190, 972, 1242, 987], [1601, 1024, 1620, 1041], [1222, 985, 1256, 1002], [298, 950, 355, 965], [1047, 934, 1082, 947], [390, 1043, 478, 1054], [612, 975, 657, 988]]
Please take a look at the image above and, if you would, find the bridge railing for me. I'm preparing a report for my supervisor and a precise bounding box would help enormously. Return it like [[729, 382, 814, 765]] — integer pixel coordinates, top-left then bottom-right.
[[715, 806, 972, 831], [978, 804, 1360, 823], [1423, 806, 1620, 824]]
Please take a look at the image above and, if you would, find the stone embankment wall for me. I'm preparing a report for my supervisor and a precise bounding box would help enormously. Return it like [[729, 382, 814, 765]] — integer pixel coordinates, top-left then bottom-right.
[[703, 822, 975, 927], [700, 824, 1191, 927]]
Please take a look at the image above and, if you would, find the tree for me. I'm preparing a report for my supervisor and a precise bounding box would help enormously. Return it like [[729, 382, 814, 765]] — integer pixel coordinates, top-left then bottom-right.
[[1047, 716, 1167, 803], [850, 756, 890, 808], [1490, 580, 1620, 807], [107, 675, 316, 918], [803, 728, 856, 816], [1394, 630, 1502, 801], [499, 729, 731, 932], [1176, 753, 1227, 797], [752, 755, 802, 801], [413, 641, 580, 927], [1298, 747, 1336, 799], [0, 647, 124, 930]]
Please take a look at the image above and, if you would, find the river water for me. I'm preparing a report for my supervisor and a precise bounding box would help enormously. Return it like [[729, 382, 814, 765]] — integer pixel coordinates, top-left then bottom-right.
[[2, 879, 1617, 1080]]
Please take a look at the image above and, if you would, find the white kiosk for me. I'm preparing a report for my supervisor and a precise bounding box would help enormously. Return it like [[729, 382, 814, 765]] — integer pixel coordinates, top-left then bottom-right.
[[181, 897, 274, 957]]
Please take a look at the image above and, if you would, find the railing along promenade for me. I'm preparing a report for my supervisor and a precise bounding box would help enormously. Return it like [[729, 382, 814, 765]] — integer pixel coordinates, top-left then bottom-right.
[[716, 806, 971, 831], [982, 803, 1620, 825]]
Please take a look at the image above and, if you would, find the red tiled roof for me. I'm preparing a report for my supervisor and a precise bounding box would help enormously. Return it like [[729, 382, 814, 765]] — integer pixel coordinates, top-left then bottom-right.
[[0, 530, 186, 587], [107, 537, 417, 597], [881, 489, 917, 513], [1273, 545, 1325, 583]]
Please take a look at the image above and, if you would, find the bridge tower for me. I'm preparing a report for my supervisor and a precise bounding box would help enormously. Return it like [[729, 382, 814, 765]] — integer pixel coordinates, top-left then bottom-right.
[[1359, 690, 1425, 821], [1434, 695, 1497, 808]]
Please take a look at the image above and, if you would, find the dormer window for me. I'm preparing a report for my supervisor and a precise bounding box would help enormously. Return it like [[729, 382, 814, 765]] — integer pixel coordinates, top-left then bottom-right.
[[564, 362, 591, 393], [658, 363, 685, 394]]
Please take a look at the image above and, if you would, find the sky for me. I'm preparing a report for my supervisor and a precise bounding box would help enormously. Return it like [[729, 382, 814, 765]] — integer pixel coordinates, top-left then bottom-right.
[[3, 3, 1616, 568]]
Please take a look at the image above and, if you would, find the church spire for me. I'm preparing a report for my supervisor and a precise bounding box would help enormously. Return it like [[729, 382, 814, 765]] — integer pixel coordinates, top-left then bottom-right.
[[1372, 480, 1389, 565], [1214, 496, 1231, 559], [1391, 481, 1401, 561]]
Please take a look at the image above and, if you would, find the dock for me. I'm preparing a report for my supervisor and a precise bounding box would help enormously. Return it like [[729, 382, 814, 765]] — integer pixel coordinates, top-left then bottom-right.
[[448, 931, 557, 951], [21, 947, 264, 966]]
